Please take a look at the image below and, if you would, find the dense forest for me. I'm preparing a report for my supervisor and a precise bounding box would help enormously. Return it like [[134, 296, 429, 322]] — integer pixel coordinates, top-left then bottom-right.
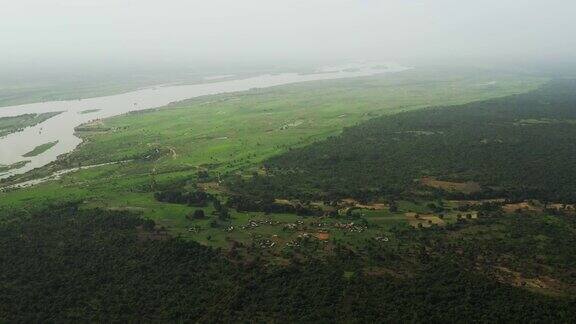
[[228, 80, 576, 202], [1, 205, 575, 322]]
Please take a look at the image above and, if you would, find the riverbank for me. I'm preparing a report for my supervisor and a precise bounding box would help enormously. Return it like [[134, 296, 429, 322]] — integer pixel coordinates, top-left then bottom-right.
[[0, 63, 408, 178]]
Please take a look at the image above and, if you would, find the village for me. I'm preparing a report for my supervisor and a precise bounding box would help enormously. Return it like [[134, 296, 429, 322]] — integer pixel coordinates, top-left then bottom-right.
[[178, 191, 576, 253]]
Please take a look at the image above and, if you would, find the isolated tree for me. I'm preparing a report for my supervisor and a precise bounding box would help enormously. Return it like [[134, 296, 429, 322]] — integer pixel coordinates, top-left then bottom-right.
[[218, 206, 230, 220], [192, 209, 205, 219], [142, 219, 156, 231], [388, 201, 399, 213], [197, 170, 209, 181]]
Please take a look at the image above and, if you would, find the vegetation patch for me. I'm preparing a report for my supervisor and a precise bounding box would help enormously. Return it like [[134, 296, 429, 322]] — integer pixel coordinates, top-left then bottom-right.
[[502, 201, 543, 214], [230, 80, 576, 203], [0, 205, 574, 321], [74, 120, 112, 133], [421, 177, 481, 194], [2, 70, 576, 321], [405, 212, 445, 228], [0, 111, 62, 137], [22, 141, 59, 157], [0, 160, 30, 173], [0, 68, 547, 240], [79, 108, 101, 114]]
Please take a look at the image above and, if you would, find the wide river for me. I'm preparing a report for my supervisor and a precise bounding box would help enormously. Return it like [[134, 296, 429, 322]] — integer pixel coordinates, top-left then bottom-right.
[[0, 63, 408, 178]]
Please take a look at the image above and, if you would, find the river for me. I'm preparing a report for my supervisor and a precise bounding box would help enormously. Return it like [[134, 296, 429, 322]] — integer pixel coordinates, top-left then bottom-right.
[[0, 63, 408, 179]]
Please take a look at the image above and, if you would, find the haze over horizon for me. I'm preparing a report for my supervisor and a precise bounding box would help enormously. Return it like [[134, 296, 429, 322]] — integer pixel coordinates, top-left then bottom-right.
[[2, 0, 576, 70]]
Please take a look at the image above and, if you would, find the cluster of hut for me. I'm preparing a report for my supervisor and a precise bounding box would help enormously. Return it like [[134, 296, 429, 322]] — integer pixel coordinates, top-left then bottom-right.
[[242, 218, 280, 230], [333, 222, 367, 233]]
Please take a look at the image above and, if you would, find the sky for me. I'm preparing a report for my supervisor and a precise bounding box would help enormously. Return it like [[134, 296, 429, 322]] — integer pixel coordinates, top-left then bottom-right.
[[1, 0, 576, 69]]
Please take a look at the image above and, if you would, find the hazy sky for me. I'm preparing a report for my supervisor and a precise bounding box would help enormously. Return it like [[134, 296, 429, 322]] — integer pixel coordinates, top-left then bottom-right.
[[2, 0, 576, 67]]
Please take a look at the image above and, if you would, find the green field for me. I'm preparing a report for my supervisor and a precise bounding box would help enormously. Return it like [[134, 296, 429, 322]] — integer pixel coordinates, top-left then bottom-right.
[[0, 67, 545, 241]]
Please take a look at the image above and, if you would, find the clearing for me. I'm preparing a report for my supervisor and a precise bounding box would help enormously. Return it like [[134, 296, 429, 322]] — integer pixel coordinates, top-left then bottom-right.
[[421, 177, 481, 194]]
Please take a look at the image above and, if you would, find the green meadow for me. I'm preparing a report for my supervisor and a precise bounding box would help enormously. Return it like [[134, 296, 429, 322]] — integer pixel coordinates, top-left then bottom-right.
[[0, 67, 545, 245]]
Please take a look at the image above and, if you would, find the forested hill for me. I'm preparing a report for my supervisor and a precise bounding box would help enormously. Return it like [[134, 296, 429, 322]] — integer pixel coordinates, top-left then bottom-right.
[[230, 79, 576, 202]]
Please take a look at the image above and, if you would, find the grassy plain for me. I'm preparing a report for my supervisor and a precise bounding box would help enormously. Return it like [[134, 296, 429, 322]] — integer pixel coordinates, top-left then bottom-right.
[[0, 67, 545, 246]]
